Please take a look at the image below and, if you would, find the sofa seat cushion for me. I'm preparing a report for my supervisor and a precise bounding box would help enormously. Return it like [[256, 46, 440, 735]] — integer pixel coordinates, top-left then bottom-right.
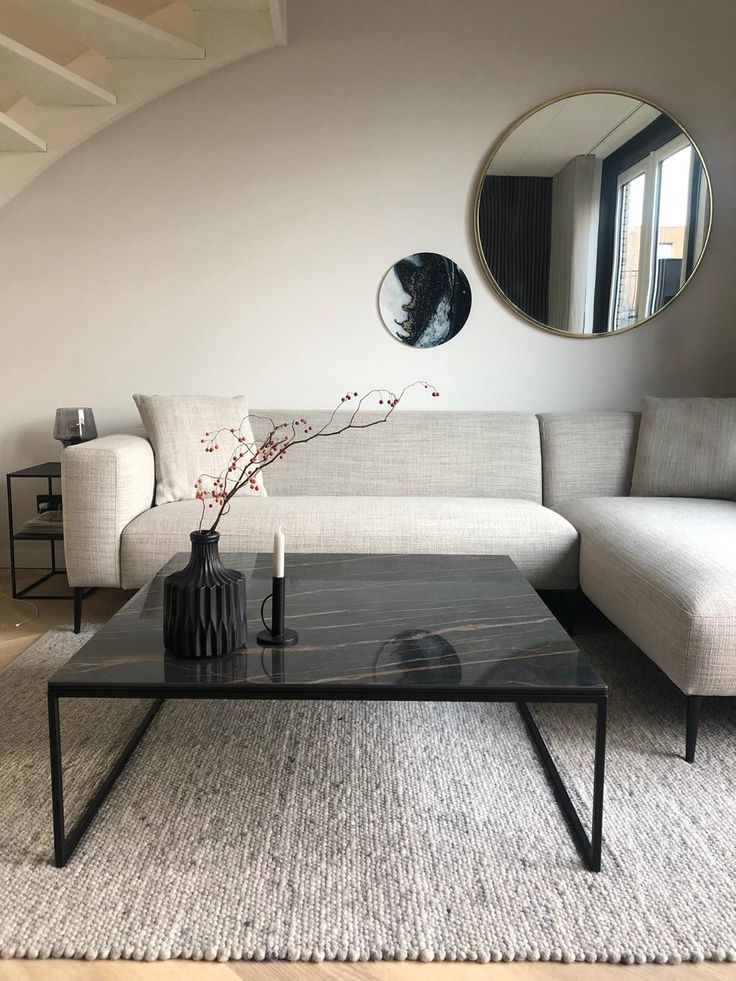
[[121, 496, 579, 591], [557, 497, 736, 695]]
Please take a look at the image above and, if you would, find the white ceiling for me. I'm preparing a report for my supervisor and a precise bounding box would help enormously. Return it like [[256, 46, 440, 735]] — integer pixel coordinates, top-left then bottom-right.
[[0, 0, 284, 200], [488, 94, 663, 177]]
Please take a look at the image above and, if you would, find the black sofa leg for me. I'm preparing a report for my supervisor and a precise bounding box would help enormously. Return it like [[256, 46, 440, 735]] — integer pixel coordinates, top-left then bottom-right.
[[565, 588, 579, 636], [685, 695, 702, 764], [73, 587, 83, 635]]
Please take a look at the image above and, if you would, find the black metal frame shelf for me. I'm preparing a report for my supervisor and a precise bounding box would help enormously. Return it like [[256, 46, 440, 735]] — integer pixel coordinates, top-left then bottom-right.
[[14, 530, 64, 542], [6, 463, 93, 615], [6, 462, 68, 600]]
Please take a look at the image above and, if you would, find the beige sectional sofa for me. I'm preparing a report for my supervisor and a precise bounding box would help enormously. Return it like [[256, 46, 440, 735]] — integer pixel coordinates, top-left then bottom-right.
[[63, 411, 581, 592], [62, 404, 736, 763], [539, 407, 736, 762]]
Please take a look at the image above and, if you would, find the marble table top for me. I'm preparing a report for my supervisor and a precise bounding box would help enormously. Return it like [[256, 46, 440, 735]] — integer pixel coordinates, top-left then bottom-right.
[[49, 554, 606, 700]]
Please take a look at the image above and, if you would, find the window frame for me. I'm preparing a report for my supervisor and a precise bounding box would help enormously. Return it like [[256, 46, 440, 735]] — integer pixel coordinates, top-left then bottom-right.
[[608, 133, 693, 330]]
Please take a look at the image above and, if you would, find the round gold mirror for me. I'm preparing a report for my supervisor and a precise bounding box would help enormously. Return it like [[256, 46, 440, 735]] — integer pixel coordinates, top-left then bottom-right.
[[474, 91, 712, 336]]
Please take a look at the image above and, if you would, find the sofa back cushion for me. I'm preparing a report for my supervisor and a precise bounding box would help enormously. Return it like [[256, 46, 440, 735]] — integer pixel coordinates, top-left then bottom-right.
[[631, 397, 736, 499], [134, 393, 266, 506], [538, 411, 641, 508], [250, 410, 542, 500]]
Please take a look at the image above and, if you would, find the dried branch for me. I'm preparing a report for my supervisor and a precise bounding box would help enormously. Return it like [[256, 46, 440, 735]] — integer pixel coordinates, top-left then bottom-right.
[[195, 381, 440, 533]]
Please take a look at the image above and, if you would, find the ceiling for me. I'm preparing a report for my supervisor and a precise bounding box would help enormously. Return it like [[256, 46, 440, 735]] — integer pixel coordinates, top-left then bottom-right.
[[488, 94, 663, 177], [0, 0, 283, 207]]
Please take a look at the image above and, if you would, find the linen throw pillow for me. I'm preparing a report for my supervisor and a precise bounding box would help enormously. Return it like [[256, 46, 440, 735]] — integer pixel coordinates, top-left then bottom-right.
[[631, 396, 736, 499], [133, 394, 267, 506]]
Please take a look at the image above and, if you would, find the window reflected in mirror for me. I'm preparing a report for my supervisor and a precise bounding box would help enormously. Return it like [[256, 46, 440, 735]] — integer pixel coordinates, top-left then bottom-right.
[[475, 92, 711, 336]]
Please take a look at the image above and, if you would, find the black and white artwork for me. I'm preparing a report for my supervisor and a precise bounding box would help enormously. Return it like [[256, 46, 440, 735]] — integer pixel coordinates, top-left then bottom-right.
[[379, 252, 472, 348]]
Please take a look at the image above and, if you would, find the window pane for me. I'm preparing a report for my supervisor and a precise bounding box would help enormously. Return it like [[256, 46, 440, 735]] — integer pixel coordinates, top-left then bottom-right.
[[612, 172, 645, 330], [650, 145, 692, 311]]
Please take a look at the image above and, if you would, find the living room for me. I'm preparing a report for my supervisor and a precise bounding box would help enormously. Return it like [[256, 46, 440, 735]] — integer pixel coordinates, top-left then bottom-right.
[[0, 0, 734, 978]]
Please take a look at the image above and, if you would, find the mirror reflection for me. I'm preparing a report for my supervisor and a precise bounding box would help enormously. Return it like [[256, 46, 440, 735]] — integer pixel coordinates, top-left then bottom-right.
[[475, 92, 711, 335], [373, 630, 462, 685]]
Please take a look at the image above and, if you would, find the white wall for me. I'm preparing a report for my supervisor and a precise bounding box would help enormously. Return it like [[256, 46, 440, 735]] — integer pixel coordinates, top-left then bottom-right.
[[1, 0, 734, 557]]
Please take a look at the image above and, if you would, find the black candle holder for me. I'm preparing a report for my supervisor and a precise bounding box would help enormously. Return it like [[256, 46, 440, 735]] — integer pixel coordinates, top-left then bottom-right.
[[257, 576, 299, 647]]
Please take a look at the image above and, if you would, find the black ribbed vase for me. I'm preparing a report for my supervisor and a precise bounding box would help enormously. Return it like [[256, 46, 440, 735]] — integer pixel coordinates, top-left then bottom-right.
[[163, 530, 247, 659]]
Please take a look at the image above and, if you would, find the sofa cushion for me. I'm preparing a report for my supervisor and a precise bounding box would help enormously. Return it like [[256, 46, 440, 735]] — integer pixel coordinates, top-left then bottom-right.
[[133, 393, 266, 506], [121, 497, 579, 591], [250, 410, 543, 501], [538, 411, 640, 508], [631, 396, 736, 499], [557, 497, 736, 695]]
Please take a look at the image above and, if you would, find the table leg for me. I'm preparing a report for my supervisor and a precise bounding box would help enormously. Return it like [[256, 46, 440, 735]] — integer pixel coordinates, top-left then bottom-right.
[[47, 690, 164, 868], [518, 696, 607, 872], [6, 474, 17, 598], [590, 697, 607, 871], [48, 690, 65, 868]]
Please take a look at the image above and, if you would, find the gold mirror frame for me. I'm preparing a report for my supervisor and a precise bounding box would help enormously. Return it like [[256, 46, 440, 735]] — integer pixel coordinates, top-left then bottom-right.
[[473, 89, 713, 338]]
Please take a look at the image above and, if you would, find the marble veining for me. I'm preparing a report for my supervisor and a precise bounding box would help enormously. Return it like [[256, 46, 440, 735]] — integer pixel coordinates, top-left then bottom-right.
[[50, 554, 605, 696]]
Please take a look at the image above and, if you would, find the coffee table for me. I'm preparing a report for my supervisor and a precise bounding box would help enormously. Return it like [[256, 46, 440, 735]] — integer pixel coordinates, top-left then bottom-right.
[[47, 553, 607, 871]]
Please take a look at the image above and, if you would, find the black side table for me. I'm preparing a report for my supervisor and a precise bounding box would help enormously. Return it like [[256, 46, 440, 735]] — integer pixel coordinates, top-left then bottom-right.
[[5, 462, 93, 632]]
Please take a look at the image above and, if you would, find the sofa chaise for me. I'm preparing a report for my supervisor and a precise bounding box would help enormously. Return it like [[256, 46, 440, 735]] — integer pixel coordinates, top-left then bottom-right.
[[62, 404, 736, 762]]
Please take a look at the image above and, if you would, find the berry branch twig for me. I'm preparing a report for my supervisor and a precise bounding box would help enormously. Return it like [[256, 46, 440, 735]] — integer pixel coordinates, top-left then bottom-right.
[[195, 381, 440, 533]]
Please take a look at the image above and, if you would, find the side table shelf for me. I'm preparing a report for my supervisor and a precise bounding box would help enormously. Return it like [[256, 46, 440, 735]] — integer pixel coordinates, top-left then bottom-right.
[[5, 462, 93, 631]]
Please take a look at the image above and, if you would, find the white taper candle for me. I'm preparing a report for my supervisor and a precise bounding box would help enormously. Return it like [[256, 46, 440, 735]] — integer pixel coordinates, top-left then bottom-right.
[[273, 526, 285, 578]]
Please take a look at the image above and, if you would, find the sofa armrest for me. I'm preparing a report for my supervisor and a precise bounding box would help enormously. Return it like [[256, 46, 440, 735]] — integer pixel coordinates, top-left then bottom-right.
[[62, 434, 155, 588]]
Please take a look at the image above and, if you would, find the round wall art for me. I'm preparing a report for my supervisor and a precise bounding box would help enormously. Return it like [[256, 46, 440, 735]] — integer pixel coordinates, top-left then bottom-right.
[[379, 252, 471, 348]]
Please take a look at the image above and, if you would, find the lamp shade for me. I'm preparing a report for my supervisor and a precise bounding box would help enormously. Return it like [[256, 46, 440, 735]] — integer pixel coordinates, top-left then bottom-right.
[[53, 407, 97, 447]]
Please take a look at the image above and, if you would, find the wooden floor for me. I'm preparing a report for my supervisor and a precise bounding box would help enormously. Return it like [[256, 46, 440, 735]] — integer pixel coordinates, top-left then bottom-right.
[[0, 572, 733, 981], [1, 963, 736, 981]]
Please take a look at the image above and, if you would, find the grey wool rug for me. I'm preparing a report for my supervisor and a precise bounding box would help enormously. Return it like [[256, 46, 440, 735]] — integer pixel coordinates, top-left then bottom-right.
[[1, 621, 735, 964]]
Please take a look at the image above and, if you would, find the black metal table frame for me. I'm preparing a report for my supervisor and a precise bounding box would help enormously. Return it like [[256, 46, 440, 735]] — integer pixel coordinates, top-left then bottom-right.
[[6, 467, 67, 599], [5, 466, 95, 607], [48, 683, 607, 872]]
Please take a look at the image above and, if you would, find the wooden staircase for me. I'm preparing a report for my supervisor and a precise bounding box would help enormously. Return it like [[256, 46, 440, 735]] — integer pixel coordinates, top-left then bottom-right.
[[0, 0, 286, 208]]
